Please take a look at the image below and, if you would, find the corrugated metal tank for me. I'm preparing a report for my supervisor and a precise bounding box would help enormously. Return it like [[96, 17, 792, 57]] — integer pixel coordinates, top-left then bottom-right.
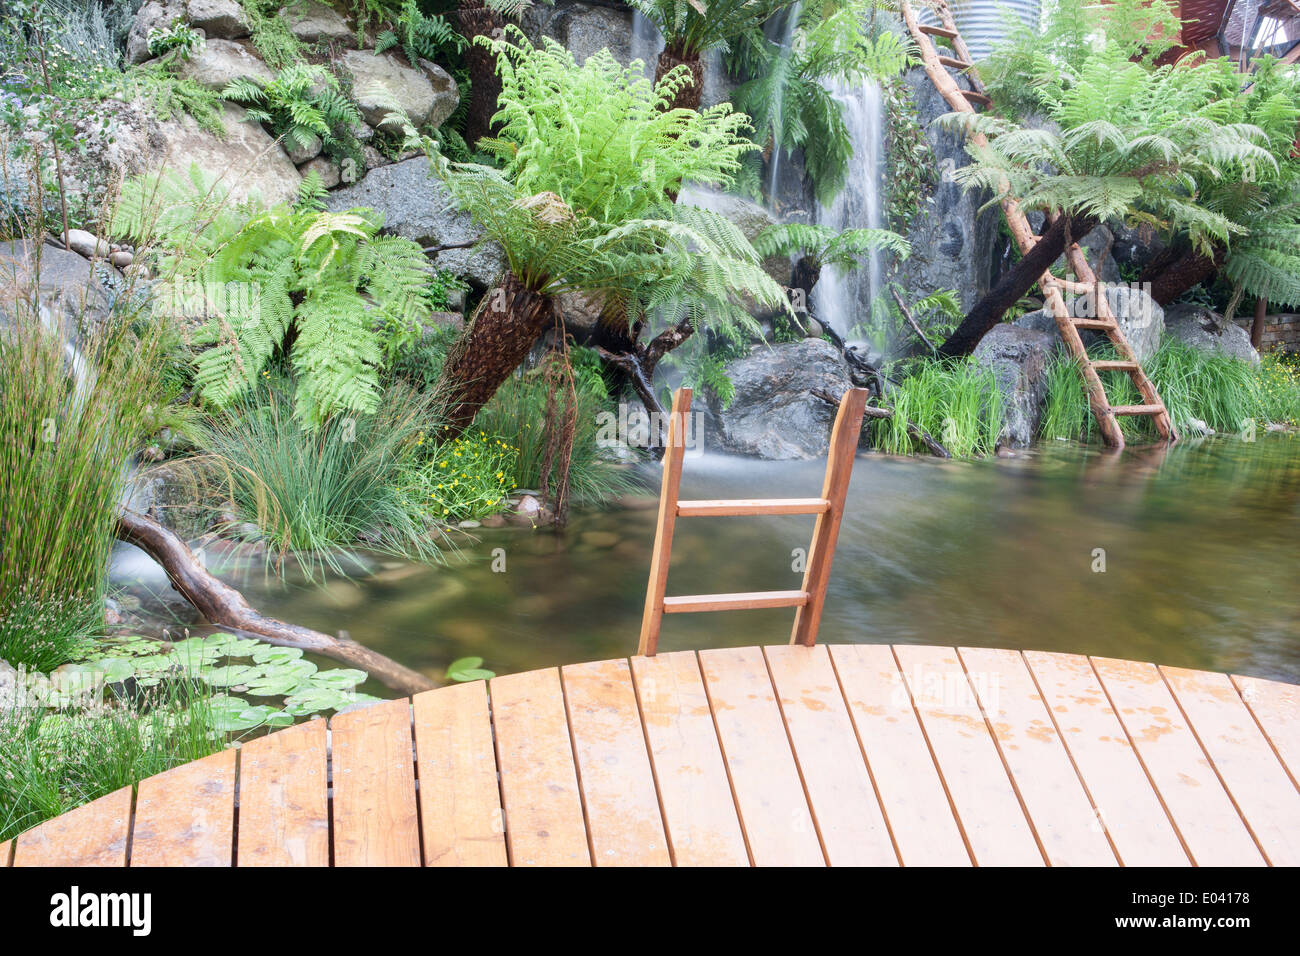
[[916, 0, 1044, 62]]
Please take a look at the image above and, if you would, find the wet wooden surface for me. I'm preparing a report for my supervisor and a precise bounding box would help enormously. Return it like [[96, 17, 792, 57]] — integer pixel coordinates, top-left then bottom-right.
[[7, 646, 1298, 867]]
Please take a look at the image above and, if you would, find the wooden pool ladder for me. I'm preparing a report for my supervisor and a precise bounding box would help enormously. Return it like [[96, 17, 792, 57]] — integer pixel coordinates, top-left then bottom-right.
[[900, 0, 1175, 449], [637, 386, 867, 656]]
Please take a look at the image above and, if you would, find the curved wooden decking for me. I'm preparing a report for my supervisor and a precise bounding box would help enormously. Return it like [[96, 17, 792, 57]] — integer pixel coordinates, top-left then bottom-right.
[[4, 644, 1299, 867]]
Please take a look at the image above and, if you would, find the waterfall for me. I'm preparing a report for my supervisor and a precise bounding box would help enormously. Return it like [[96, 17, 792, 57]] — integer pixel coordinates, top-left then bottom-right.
[[762, 2, 803, 206], [812, 79, 886, 342], [630, 12, 664, 81]]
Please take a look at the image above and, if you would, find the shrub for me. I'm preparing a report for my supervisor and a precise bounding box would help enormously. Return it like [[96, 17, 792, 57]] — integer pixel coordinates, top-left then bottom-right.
[[871, 359, 1004, 458]]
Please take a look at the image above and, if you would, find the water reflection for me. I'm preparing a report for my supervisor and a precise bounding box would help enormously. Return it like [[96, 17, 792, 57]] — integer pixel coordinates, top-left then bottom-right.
[[170, 436, 1300, 685]]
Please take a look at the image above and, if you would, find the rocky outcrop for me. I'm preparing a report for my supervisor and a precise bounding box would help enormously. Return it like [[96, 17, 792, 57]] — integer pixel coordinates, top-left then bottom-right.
[[523, 0, 636, 66], [325, 157, 503, 289], [127, 0, 252, 63], [972, 324, 1057, 447], [282, 0, 354, 43], [1165, 304, 1260, 364], [708, 339, 855, 459], [166, 38, 275, 91], [341, 49, 458, 130]]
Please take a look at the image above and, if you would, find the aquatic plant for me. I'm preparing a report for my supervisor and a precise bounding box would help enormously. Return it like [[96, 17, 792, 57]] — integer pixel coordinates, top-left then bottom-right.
[[871, 359, 1004, 458]]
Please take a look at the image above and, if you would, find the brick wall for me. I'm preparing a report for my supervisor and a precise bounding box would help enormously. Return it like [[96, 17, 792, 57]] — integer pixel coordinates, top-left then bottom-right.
[[1234, 314, 1300, 352]]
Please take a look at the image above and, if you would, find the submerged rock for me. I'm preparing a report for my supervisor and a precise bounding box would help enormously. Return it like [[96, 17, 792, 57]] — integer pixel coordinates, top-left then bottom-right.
[[972, 324, 1057, 448], [1164, 304, 1260, 365], [709, 339, 854, 460]]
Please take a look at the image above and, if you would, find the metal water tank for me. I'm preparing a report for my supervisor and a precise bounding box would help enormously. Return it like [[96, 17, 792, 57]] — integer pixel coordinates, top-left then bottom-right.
[[916, 0, 1044, 62]]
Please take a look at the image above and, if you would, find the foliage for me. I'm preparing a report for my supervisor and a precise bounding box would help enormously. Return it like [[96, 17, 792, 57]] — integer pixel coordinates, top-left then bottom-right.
[[753, 221, 910, 270], [193, 381, 451, 573], [146, 17, 204, 59], [0, 279, 168, 673], [871, 359, 1004, 457], [223, 63, 364, 162], [881, 74, 935, 230], [728, 0, 910, 205], [240, 0, 308, 70], [0, 679, 224, 843], [114, 166, 432, 425], [446, 656, 495, 682], [400, 427, 517, 522], [375, 0, 465, 65], [124, 63, 227, 136], [349, 0, 405, 47], [475, 367, 636, 506], [627, 0, 799, 59]]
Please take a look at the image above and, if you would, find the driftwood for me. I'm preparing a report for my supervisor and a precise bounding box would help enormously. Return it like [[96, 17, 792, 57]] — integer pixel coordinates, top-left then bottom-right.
[[812, 388, 951, 458], [115, 509, 435, 695]]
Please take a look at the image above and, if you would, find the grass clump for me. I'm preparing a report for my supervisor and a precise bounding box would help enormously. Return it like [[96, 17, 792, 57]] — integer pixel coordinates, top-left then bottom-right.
[[872, 359, 1005, 458], [0, 681, 225, 842], [401, 429, 518, 524]]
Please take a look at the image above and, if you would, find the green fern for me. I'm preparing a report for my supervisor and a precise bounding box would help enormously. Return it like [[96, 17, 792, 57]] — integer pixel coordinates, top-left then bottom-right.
[[754, 222, 910, 270], [223, 63, 363, 162], [374, 0, 465, 64]]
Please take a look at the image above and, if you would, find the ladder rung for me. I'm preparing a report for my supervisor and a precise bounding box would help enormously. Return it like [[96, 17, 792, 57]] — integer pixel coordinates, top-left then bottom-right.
[[1091, 360, 1139, 372], [938, 55, 972, 69], [676, 498, 831, 517], [920, 24, 959, 38], [1110, 404, 1165, 416], [962, 89, 992, 107], [1071, 318, 1115, 330], [663, 590, 810, 614]]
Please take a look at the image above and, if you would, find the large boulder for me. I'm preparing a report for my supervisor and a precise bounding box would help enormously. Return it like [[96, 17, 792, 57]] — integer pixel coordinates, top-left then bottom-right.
[[1014, 283, 1163, 361], [341, 49, 455, 130], [416, 60, 460, 129], [281, 0, 354, 43], [523, 0, 636, 65], [1165, 303, 1260, 364], [160, 103, 304, 205], [896, 65, 1003, 312], [165, 38, 274, 91], [972, 324, 1057, 447], [127, 0, 251, 63], [325, 157, 503, 289], [708, 339, 855, 459], [0, 240, 122, 325]]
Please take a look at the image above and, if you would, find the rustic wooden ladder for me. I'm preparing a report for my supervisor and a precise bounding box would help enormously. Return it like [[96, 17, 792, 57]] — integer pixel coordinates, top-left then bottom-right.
[[901, 0, 1176, 449], [637, 386, 867, 657]]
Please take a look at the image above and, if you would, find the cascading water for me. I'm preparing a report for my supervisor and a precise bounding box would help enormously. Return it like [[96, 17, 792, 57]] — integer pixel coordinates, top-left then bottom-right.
[[630, 11, 664, 80], [762, 2, 803, 206], [811, 79, 886, 343]]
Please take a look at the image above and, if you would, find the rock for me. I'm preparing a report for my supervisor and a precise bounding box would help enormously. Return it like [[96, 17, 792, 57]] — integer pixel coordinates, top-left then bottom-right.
[[325, 157, 504, 289], [480, 513, 507, 528], [299, 155, 341, 188], [110, 250, 135, 269], [362, 144, 390, 171], [341, 49, 439, 129], [972, 324, 1058, 447], [167, 104, 303, 205], [425, 311, 464, 332], [416, 60, 460, 129], [1164, 303, 1260, 364], [126, 1, 181, 64], [1109, 220, 1165, 277], [0, 240, 120, 324], [458, 519, 481, 529], [281, 0, 353, 43], [523, 0, 636, 65], [167, 38, 274, 91], [185, 0, 251, 39], [896, 65, 1004, 313], [286, 131, 323, 165], [64, 228, 110, 259], [554, 290, 605, 338], [1015, 283, 1164, 362], [709, 339, 854, 459]]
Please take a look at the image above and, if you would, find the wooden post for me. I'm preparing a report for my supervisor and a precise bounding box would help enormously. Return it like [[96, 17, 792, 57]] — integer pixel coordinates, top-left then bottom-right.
[[637, 388, 691, 657], [790, 388, 867, 647]]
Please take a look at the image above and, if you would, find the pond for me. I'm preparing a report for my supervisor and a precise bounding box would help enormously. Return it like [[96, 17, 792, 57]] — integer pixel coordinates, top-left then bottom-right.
[[115, 433, 1300, 689]]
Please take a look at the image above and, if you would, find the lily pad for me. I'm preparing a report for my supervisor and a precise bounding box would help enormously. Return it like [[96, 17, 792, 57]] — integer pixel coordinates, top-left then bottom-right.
[[446, 656, 495, 682]]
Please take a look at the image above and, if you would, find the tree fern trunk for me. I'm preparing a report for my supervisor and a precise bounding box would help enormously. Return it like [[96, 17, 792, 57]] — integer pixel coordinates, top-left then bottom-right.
[[438, 271, 558, 436], [655, 49, 705, 112], [1139, 246, 1224, 306], [456, 0, 504, 149]]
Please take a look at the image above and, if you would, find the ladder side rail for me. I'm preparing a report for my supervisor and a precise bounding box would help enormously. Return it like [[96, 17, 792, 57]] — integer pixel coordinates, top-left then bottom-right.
[[637, 387, 692, 656]]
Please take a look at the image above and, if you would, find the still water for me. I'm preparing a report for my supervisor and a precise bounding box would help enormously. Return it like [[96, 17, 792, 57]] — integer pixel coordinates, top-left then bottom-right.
[[172, 435, 1300, 686]]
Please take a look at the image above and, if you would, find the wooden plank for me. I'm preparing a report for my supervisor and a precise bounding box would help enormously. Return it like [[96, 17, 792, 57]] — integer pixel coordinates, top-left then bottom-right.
[[1110, 404, 1164, 416], [892, 644, 1044, 865], [13, 786, 132, 867], [638, 387, 691, 656], [236, 718, 329, 867], [629, 651, 749, 866], [1232, 673, 1300, 785], [764, 645, 898, 865], [1163, 666, 1300, 866], [412, 681, 507, 867], [132, 750, 235, 866], [698, 646, 824, 865], [790, 388, 867, 646], [0, 840, 9, 866], [663, 590, 808, 613], [828, 644, 970, 865], [1023, 651, 1190, 866], [676, 497, 829, 517], [490, 668, 590, 866], [1091, 360, 1140, 372], [561, 658, 671, 866], [330, 698, 420, 867], [958, 647, 1118, 866], [1092, 657, 1265, 865]]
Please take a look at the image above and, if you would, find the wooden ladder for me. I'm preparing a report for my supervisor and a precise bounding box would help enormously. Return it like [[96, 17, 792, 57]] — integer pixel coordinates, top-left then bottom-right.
[[900, 0, 1175, 449], [637, 386, 867, 657]]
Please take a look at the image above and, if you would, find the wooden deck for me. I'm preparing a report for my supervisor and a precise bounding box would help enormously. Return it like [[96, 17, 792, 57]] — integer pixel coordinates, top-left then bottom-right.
[[5, 644, 1299, 867]]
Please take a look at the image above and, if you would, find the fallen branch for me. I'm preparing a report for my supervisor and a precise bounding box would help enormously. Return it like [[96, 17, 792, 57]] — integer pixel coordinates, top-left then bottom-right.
[[889, 286, 938, 356], [115, 508, 435, 695], [812, 388, 950, 459]]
